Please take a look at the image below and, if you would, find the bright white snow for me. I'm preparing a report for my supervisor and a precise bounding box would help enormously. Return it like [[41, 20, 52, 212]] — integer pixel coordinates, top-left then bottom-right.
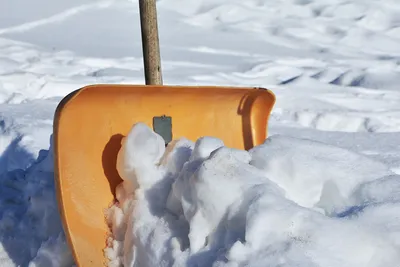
[[0, 0, 399, 266], [105, 123, 400, 267]]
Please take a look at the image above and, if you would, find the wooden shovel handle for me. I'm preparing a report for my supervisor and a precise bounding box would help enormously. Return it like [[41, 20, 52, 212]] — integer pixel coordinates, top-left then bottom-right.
[[139, 0, 163, 85]]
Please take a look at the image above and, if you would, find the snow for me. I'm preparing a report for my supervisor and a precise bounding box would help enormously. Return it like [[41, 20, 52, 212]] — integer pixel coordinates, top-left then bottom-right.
[[105, 123, 400, 266], [0, 0, 399, 266]]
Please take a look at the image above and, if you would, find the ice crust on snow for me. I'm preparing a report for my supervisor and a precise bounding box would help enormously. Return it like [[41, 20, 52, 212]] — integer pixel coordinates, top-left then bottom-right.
[[105, 123, 400, 267]]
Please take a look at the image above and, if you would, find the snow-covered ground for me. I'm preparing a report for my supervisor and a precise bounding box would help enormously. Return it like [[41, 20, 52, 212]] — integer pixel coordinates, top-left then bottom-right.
[[0, 0, 400, 266]]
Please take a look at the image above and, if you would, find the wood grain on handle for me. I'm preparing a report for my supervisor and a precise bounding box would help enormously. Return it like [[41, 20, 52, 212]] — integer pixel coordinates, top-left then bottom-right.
[[139, 0, 163, 85]]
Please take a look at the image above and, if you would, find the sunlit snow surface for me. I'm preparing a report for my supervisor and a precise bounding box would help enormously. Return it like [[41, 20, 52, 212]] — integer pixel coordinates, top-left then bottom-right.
[[105, 123, 400, 267], [0, 0, 400, 266]]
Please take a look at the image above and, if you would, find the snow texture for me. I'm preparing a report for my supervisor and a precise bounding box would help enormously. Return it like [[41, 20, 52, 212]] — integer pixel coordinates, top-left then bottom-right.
[[0, 0, 400, 266], [105, 123, 400, 267]]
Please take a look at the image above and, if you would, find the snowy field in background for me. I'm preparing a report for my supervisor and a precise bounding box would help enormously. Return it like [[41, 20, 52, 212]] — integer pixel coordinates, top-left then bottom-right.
[[0, 0, 400, 266]]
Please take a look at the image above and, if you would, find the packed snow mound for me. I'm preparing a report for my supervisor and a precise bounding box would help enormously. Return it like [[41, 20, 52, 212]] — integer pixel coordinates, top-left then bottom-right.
[[1, 0, 400, 266], [0, 135, 73, 266], [105, 123, 400, 267], [250, 135, 392, 212]]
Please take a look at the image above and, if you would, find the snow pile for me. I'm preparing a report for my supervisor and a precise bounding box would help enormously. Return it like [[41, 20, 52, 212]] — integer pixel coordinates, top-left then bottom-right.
[[105, 123, 400, 267], [0, 134, 73, 266], [1, 0, 400, 265]]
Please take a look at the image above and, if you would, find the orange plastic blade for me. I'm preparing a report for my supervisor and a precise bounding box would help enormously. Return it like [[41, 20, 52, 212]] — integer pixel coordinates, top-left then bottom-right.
[[53, 84, 275, 266]]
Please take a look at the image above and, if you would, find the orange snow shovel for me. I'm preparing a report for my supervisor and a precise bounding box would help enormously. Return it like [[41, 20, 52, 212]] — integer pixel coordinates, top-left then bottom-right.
[[53, 1, 276, 267]]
